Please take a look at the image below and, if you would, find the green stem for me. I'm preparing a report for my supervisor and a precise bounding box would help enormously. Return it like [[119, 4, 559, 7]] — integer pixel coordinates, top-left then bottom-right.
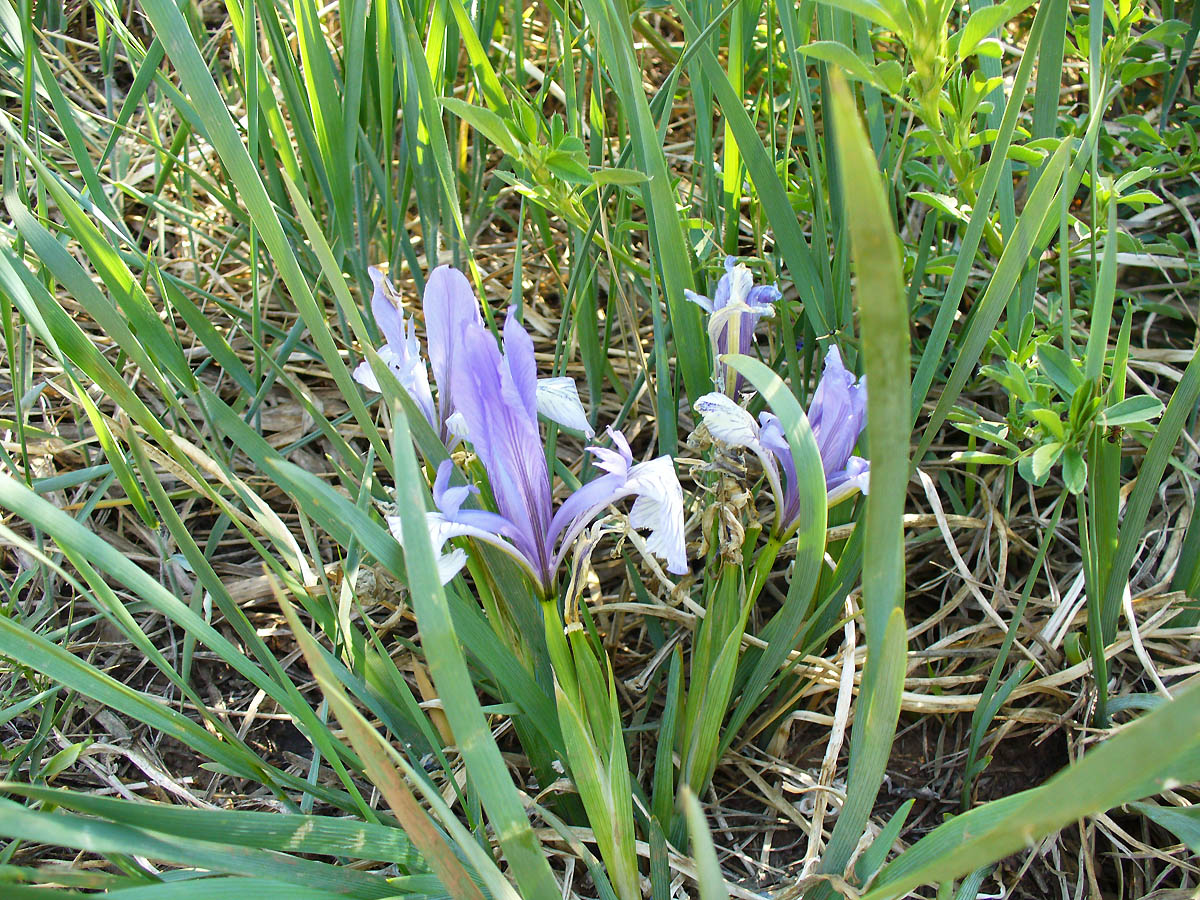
[[745, 533, 784, 603], [678, 562, 748, 801]]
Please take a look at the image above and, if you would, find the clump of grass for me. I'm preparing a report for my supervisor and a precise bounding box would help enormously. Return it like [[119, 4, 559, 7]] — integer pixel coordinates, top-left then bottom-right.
[[1, 1, 1198, 898]]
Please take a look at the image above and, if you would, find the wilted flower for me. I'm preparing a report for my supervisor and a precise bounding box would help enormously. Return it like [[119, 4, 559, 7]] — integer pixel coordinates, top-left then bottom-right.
[[685, 257, 781, 393], [356, 265, 595, 443], [389, 302, 686, 590], [694, 345, 868, 534]]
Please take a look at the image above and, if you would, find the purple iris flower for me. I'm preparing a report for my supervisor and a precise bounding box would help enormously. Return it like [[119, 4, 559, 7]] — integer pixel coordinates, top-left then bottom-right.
[[685, 257, 781, 392], [355, 265, 595, 443], [388, 305, 687, 590], [694, 345, 868, 534], [354, 265, 480, 444]]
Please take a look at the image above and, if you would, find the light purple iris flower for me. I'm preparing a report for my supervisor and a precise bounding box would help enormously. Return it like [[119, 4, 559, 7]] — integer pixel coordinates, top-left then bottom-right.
[[388, 304, 687, 590], [694, 346, 868, 534], [354, 265, 480, 445], [684, 257, 781, 392], [355, 265, 596, 443]]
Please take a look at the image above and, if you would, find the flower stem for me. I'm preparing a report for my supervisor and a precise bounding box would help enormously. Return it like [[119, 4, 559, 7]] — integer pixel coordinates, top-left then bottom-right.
[[745, 533, 784, 604]]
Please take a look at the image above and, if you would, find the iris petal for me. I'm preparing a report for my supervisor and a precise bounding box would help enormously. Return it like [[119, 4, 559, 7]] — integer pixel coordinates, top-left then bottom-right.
[[695, 392, 760, 447], [548, 443, 687, 577], [699, 346, 870, 532], [826, 455, 870, 506], [810, 346, 867, 475], [424, 266, 482, 419], [355, 271, 436, 427], [368, 267, 407, 350], [536, 377, 595, 437], [451, 311, 554, 577], [688, 258, 779, 389], [387, 277, 691, 590], [625, 457, 687, 575]]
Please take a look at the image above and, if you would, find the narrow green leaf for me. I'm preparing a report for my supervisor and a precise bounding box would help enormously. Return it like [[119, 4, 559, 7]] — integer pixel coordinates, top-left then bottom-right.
[[680, 789, 731, 900], [387, 409, 561, 900], [0, 785, 422, 867], [133, 0, 393, 471], [441, 97, 521, 158], [670, 2, 830, 339], [866, 679, 1200, 899], [0, 798, 397, 897], [814, 73, 911, 885], [811, 0, 905, 33], [441, 0, 509, 113], [1084, 201, 1120, 384], [591, 167, 650, 186], [1098, 350, 1200, 645], [720, 356, 826, 743], [915, 135, 1072, 464], [797, 41, 885, 90], [1130, 802, 1200, 853], [278, 599, 488, 900], [67, 374, 157, 528], [910, 0, 1053, 419], [0, 880, 349, 900], [579, 0, 706, 412]]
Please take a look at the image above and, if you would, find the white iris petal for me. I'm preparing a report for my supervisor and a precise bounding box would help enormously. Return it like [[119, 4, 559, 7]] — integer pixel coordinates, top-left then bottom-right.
[[535, 377, 595, 437], [626, 457, 687, 574], [388, 513, 539, 586], [694, 392, 761, 448], [444, 411, 470, 440]]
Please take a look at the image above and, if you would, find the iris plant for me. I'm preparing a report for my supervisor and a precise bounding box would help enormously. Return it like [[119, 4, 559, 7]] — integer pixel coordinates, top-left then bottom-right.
[[355, 265, 593, 444], [695, 345, 869, 536], [361, 266, 686, 593], [685, 257, 781, 394]]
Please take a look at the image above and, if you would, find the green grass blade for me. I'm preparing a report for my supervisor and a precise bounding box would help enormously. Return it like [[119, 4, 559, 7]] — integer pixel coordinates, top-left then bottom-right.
[[578, 0, 706, 415], [0, 880, 353, 900], [913, 135, 1071, 465], [393, 0, 475, 269], [0, 798, 396, 898], [681, 788, 731, 900], [1, 784, 421, 866], [865, 678, 1200, 899], [293, 0, 353, 249], [0, 611, 330, 800], [909, 0, 1051, 419], [651, 648, 683, 828], [1098, 349, 1200, 648], [387, 407, 561, 900], [671, 1, 829, 337], [1083, 201, 1119, 384], [132, 0, 393, 470], [278, 598, 489, 900], [720, 354, 826, 741], [1085, 200, 1122, 723], [1, 162, 183, 406], [1129, 802, 1200, 853], [1160, 0, 1200, 128], [0, 471, 374, 812], [67, 373, 157, 528], [0, 473, 295, 722], [815, 72, 910, 885]]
